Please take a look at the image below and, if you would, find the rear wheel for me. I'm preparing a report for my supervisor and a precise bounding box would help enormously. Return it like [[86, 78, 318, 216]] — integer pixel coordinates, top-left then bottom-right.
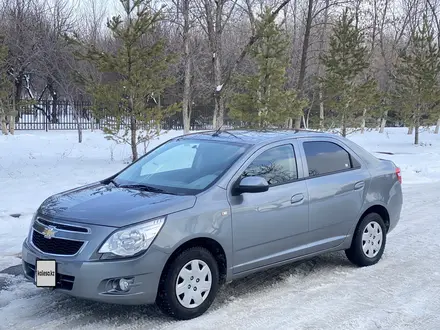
[[156, 247, 220, 320], [345, 212, 387, 267]]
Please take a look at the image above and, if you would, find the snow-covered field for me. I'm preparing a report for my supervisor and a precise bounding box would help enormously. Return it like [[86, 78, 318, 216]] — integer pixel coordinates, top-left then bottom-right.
[[1, 128, 440, 330]]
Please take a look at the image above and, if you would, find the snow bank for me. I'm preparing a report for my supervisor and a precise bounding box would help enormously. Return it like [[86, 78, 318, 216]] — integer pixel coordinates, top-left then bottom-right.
[[349, 127, 440, 184]]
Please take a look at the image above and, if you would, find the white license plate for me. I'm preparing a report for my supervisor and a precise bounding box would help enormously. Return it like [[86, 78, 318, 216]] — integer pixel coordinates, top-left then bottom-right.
[[35, 260, 56, 287]]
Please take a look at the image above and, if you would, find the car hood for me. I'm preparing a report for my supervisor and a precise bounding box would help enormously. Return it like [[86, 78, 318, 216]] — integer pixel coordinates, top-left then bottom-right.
[[38, 182, 197, 227]]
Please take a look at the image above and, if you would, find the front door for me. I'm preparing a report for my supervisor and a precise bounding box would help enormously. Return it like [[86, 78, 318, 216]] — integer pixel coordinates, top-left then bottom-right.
[[228, 141, 310, 274]]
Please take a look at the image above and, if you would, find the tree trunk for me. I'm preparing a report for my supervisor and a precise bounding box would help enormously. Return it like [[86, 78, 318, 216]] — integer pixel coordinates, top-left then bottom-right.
[[212, 1, 224, 129], [182, 0, 192, 134], [157, 92, 162, 132], [379, 110, 388, 133], [77, 121, 82, 143], [72, 112, 82, 143], [360, 109, 367, 134], [130, 115, 138, 162], [289, 0, 297, 128], [407, 125, 413, 135], [14, 76, 23, 123], [183, 105, 191, 133], [295, 0, 314, 129], [414, 122, 419, 144], [9, 96, 16, 135], [71, 101, 82, 144], [1, 116, 7, 135], [213, 90, 224, 129], [8, 115, 15, 135], [342, 114, 347, 137], [48, 82, 58, 124], [317, 0, 329, 131], [319, 85, 324, 129], [435, 116, 440, 134]]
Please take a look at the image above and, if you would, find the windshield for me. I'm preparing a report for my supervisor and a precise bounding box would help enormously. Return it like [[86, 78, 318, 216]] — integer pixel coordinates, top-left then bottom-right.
[[113, 138, 250, 195]]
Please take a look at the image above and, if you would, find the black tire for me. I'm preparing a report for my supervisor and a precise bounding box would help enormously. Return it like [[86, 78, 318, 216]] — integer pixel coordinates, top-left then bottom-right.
[[345, 212, 387, 267], [156, 247, 220, 320]]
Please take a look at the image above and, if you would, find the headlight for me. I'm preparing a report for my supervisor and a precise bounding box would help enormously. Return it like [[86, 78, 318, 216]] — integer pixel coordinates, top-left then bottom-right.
[[98, 217, 165, 258]]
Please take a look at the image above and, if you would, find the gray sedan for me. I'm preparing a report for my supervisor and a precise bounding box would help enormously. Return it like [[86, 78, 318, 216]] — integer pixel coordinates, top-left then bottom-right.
[[22, 129, 403, 320]]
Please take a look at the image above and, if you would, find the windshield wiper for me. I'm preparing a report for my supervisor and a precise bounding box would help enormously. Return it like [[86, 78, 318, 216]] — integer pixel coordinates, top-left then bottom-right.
[[118, 184, 177, 195], [109, 179, 120, 187]]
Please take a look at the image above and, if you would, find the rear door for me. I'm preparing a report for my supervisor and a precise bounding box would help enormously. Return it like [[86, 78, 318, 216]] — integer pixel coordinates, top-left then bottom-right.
[[297, 136, 371, 253], [228, 140, 310, 274]]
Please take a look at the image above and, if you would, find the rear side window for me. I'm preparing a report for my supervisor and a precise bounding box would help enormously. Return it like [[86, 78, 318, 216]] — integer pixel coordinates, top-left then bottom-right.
[[303, 141, 359, 177], [242, 144, 298, 185]]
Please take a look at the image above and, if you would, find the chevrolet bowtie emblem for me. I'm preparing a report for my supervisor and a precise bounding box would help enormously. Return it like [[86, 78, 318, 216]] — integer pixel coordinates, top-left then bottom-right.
[[42, 226, 57, 239]]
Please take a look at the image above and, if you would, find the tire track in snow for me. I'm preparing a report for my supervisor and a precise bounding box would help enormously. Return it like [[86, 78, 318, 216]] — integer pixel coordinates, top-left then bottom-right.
[[1, 183, 439, 330]]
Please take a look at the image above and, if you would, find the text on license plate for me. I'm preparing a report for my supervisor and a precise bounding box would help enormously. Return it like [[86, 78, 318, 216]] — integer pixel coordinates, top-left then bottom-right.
[[35, 260, 56, 287]]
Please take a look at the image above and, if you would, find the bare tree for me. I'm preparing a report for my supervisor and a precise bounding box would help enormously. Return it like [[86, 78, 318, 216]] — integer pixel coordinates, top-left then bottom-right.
[[317, 0, 330, 129], [427, 0, 440, 133], [378, 0, 418, 133], [1, 1, 48, 115], [293, 0, 314, 129], [182, 0, 192, 133], [294, 0, 347, 129], [36, 0, 77, 116], [80, 0, 108, 44], [171, 0, 195, 133], [193, 0, 239, 128]]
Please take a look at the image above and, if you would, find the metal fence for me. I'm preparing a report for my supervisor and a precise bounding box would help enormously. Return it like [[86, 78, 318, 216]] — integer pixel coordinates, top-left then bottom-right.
[[13, 100, 224, 131]]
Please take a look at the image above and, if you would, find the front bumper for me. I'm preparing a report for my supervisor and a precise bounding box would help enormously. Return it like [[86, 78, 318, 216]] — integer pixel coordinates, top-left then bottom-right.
[[21, 239, 168, 305]]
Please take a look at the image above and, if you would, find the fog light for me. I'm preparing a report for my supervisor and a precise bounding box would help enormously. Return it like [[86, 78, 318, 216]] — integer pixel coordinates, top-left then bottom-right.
[[118, 278, 133, 292]]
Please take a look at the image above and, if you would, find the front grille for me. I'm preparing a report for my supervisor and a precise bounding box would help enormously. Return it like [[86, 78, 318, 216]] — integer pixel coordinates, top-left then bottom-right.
[[23, 261, 75, 290], [32, 230, 84, 255], [36, 218, 89, 233]]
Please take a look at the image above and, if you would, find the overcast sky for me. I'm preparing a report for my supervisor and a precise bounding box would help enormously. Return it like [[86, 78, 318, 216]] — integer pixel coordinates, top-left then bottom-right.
[[61, 0, 123, 36], [73, 0, 121, 19]]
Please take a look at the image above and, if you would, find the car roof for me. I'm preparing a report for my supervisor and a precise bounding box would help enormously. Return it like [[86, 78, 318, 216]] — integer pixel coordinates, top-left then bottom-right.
[[176, 129, 335, 146]]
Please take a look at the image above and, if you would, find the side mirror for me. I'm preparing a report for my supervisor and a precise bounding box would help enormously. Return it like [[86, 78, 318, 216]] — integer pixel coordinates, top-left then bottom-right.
[[235, 176, 269, 194]]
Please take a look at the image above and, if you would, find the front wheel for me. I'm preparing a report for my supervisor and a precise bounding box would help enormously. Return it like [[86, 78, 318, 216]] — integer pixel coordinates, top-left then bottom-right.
[[345, 212, 387, 267], [156, 247, 220, 320]]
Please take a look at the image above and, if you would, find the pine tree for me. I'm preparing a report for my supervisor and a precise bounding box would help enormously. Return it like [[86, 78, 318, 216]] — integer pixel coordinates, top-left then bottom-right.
[[228, 7, 306, 128], [393, 16, 440, 144], [0, 36, 15, 135], [72, 0, 178, 161], [320, 8, 378, 137]]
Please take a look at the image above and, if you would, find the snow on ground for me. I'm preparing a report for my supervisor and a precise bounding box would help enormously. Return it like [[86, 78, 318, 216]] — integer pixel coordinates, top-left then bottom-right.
[[349, 127, 440, 184], [0, 127, 440, 330]]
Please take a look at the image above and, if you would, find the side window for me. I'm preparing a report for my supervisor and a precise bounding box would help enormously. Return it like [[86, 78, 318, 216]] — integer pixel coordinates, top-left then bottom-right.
[[242, 145, 298, 186], [303, 141, 359, 177]]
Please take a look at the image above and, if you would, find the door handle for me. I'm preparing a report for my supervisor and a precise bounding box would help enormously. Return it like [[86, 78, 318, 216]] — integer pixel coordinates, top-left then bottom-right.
[[291, 193, 304, 204], [354, 181, 365, 190]]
